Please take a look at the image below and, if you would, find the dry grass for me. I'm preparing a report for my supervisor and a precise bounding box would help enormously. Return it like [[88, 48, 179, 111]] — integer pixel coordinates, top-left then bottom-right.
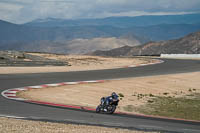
[[0, 117, 157, 133], [138, 93, 200, 121]]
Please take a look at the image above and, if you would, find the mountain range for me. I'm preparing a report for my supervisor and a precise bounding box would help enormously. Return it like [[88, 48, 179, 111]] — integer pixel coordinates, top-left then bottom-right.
[[1, 13, 200, 54], [26, 13, 200, 28]]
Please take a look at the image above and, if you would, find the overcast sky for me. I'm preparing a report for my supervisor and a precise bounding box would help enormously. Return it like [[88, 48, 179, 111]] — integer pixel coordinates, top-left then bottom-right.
[[0, 0, 200, 24]]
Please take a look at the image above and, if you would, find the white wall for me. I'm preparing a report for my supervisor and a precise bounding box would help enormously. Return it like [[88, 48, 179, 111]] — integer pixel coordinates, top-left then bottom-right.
[[161, 54, 200, 59]]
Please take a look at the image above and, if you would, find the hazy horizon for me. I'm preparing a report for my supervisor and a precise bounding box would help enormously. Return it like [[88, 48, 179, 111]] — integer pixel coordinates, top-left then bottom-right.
[[1, 12, 200, 25]]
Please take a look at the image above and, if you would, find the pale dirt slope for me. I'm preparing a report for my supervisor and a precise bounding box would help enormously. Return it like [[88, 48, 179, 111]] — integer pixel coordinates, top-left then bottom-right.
[[0, 54, 153, 74], [18, 72, 200, 114]]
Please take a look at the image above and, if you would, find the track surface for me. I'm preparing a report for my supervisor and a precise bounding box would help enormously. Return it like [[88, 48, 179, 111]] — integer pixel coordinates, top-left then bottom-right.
[[1, 58, 200, 133]]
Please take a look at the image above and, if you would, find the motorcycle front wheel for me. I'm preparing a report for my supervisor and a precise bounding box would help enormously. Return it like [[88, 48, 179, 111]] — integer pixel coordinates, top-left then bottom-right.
[[96, 105, 101, 113]]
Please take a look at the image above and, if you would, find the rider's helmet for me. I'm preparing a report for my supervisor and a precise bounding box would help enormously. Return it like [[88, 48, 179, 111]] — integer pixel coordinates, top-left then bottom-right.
[[111, 92, 118, 99]]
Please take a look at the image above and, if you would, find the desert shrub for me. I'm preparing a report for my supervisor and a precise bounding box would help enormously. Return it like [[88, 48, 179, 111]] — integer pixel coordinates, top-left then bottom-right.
[[118, 93, 124, 97]]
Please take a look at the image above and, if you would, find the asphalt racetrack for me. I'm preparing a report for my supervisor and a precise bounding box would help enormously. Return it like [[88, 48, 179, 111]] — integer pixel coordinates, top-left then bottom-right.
[[1, 58, 200, 133]]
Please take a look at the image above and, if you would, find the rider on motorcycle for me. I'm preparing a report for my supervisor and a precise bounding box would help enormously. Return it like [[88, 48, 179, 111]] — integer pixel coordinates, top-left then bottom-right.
[[101, 92, 119, 111]]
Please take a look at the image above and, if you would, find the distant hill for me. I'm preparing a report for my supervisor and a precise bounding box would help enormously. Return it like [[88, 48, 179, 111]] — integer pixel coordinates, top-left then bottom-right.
[[0, 20, 145, 42], [26, 14, 200, 28], [91, 31, 200, 56], [1, 19, 200, 44], [0, 20, 144, 54], [128, 23, 200, 41]]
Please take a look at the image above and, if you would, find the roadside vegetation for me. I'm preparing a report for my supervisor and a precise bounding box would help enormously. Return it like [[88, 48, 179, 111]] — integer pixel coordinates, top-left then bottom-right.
[[137, 93, 200, 121]]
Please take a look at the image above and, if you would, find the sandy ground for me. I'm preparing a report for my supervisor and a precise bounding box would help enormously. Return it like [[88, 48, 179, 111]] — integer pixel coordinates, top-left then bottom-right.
[[0, 54, 154, 74], [0, 117, 158, 133], [18, 72, 200, 114]]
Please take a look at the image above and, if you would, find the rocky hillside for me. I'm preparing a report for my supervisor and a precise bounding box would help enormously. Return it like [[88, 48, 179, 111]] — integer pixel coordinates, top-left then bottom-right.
[[91, 31, 200, 56]]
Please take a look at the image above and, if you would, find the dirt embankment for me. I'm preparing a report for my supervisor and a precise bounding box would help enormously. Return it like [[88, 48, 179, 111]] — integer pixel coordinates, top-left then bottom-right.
[[0, 54, 155, 74], [18, 72, 200, 115]]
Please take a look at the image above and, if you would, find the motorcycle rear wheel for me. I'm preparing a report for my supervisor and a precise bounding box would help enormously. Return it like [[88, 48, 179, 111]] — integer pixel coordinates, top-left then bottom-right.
[[108, 105, 116, 114]]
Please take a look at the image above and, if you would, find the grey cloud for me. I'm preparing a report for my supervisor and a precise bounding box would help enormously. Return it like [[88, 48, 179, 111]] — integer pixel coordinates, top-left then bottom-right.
[[0, 0, 200, 23]]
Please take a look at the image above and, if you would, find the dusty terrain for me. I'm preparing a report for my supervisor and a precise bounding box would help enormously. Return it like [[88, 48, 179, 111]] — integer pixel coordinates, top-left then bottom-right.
[[0, 54, 154, 74], [0, 117, 157, 133], [18, 72, 200, 114]]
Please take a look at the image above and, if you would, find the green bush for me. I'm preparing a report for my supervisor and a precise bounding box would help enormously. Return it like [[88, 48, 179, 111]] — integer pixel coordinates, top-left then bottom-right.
[[118, 93, 124, 97]]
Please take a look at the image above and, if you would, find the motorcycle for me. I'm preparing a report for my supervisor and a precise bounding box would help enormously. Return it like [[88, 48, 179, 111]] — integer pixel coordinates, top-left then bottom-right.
[[96, 97, 119, 114]]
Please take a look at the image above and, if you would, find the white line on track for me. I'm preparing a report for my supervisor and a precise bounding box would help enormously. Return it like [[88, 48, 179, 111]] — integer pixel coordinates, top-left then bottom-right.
[[0, 114, 26, 119]]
